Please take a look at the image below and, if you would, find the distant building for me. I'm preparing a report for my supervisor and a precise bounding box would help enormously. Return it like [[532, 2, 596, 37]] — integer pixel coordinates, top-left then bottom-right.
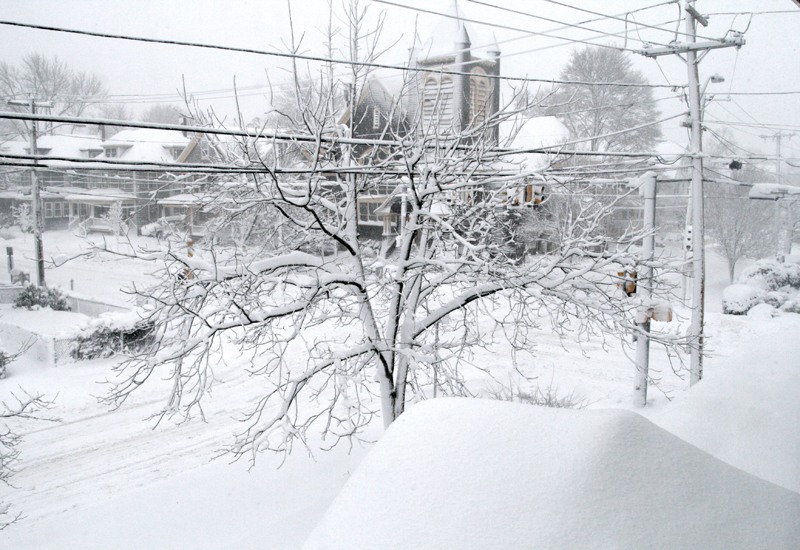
[[0, 128, 218, 235]]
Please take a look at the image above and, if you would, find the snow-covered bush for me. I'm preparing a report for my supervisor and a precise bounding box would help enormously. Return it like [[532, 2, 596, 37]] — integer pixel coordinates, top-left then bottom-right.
[[69, 311, 153, 360], [0, 349, 9, 379], [11, 204, 32, 233], [739, 259, 800, 291], [723, 258, 800, 315], [780, 299, 800, 314], [747, 303, 777, 319], [722, 284, 762, 315], [13, 285, 70, 311]]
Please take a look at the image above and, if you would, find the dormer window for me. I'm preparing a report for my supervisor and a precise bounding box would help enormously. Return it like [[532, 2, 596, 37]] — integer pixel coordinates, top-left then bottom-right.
[[106, 147, 119, 158], [167, 146, 185, 160]]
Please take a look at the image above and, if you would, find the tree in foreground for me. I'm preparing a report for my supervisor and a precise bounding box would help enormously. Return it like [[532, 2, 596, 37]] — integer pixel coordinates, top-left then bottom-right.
[[1, 390, 51, 529], [106, 3, 680, 460]]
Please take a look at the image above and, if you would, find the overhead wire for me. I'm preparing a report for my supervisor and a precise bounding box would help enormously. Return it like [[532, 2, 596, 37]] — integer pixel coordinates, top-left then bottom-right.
[[0, 20, 681, 89], [468, 0, 717, 43], [373, 0, 685, 53]]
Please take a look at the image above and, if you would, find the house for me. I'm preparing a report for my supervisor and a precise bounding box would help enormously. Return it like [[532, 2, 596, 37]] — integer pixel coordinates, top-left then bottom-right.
[[330, 1, 505, 244], [0, 127, 219, 236]]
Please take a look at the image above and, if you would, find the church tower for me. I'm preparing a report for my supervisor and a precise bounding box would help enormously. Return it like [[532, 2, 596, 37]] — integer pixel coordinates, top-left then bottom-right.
[[411, 1, 501, 141]]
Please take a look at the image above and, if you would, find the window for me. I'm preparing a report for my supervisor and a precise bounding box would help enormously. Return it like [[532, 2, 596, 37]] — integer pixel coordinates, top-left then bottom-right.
[[422, 76, 454, 132], [53, 201, 62, 218], [372, 106, 381, 130], [358, 200, 383, 225], [106, 147, 118, 158], [470, 68, 490, 127], [44, 202, 53, 218]]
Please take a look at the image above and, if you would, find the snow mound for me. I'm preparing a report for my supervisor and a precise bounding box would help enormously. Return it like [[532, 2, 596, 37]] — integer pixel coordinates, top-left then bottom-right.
[[747, 302, 776, 319], [303, 399, 800, 550]]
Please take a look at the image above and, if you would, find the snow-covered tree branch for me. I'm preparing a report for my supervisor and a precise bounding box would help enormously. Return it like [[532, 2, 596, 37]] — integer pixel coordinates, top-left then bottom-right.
[[103, 1, 683, 461]]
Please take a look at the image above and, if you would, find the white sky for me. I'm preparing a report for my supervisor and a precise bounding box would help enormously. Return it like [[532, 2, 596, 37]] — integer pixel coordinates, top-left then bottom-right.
[[2, 0, 799, 166]]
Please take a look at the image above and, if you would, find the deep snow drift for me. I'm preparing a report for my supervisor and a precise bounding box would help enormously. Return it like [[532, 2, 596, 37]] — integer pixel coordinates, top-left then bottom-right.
[[0, 230, 798, 549], [303, 399, 800, 550]]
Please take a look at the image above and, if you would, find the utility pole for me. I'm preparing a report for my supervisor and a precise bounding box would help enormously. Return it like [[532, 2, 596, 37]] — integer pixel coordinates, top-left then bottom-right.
[[638, 2, 744, 387], [7, 99, 52, 287], [761, 132, 795, 256], [634, 172, 657, 407]]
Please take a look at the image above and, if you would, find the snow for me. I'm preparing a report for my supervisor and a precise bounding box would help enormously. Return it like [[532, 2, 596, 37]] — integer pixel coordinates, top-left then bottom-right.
[[0, 303, 90, 338], [415, 1, 491, 61], [0, 232, 798, 549], [748, 183, 800, 200], [721, 283, 761, 314], [303, 400, 800, 550]]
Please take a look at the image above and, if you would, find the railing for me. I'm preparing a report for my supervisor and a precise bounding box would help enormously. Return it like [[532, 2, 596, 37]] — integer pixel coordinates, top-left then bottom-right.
[[69, 216, 135, 236]]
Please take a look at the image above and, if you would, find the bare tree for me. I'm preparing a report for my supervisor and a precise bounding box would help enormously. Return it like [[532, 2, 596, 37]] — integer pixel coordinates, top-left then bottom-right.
[[139, 104, 183, 125], [1, 390, 52, 529], [705, 179, 776, 283], [549, 46, 662, 153], [96, 103, 133, 138], [103, 2, 681, 461], [0, 53, 108, 138]]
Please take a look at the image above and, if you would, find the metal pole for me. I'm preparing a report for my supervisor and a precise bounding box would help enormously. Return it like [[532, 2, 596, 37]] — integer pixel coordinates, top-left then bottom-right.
[[634, 172, 656, 407], [686, 1, 705, 386]]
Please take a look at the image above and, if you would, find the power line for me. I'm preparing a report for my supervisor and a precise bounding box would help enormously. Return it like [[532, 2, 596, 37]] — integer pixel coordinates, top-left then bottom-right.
[[0, 20, 680, 89], [468, 0, 715, 43], [373, 0, 673, 53]]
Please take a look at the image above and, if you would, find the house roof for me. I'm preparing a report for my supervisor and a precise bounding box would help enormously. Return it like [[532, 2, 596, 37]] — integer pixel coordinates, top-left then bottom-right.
[[0, 134, 104, 167], [64, 188, 137, 204], [102, 129, 190, 163], [499, 116, 570, 171]]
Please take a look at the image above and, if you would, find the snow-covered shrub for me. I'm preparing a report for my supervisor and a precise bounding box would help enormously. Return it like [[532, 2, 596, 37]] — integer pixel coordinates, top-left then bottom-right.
[[722, 284, 762, 315], [13, 284, 70, 311], [0, 349, 9, 379], [69, 311, 154, 360], [780, 299, 800, 314], [747, 303, 777, 319], [739, 259, 800, 291], [763, 291, 787, 309], [483, 379, 588, 409], [11, 204, 32, 233]]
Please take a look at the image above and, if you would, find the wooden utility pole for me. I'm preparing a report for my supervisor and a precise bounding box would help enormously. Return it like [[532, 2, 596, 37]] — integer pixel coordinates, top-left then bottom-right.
[[7, 99, 52, 287]]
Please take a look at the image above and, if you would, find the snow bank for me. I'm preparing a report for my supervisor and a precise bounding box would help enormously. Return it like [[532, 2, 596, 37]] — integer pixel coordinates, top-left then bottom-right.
[[642, 313, 800, 493], [303, 398, 800, 550]]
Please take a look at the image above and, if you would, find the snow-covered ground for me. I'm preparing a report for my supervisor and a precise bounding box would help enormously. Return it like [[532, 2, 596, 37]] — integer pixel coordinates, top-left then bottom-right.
[[0, 229, 797, 549]]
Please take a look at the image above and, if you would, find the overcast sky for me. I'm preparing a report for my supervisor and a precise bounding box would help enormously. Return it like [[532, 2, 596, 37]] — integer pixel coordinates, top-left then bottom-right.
[[2, 0, 799, 166]]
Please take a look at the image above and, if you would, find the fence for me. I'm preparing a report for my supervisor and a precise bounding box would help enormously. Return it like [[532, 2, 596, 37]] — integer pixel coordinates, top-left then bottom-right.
[[0, 284, 132, 366]]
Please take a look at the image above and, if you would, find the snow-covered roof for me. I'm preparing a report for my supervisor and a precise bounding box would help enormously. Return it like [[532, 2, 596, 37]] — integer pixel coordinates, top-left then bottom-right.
[[497, 116, 570, 171], [1, 134, 104, 167], [157, 193, 214, 207], [102, 129, 190, 163], [304, 398, 800, 550], [64, 188, 137, 204]]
